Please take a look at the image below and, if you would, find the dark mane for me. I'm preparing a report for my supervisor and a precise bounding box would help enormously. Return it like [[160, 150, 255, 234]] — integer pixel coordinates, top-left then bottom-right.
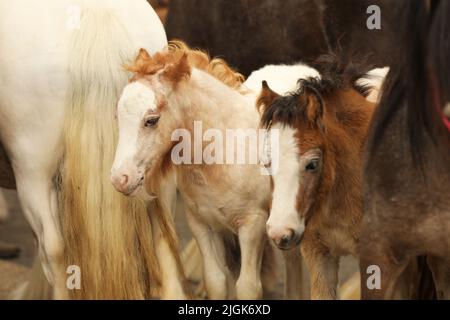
[[367, 0, 450, 166], [311, 53, 376, 98], [260, 54, 374, 129]]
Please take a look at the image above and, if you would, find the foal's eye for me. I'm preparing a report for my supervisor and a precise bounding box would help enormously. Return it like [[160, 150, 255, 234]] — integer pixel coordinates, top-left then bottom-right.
[[144, 116, 160, 128], [305, 159, 319, 172]]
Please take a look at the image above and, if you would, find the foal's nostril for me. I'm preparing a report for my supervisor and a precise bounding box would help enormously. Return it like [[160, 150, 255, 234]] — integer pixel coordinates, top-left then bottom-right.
[[120, 175, 129, 188], [280, 229, 294, 246], [280, 234, 291, 246]]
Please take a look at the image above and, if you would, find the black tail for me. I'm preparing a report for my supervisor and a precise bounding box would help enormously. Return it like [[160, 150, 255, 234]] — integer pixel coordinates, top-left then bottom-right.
[[368, 0, 450, 166]]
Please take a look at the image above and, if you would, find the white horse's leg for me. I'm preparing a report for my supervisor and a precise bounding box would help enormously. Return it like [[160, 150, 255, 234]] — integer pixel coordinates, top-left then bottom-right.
[[186, 209, 230, 300], [14, 166, 66, 299], [5, 111, 66, 299], [236, 212, 266, 300]]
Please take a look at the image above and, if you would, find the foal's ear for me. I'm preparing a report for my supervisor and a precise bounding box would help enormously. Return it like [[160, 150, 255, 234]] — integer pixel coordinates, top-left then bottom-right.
[[256, 81, 280, 114], [162, 53, 191, 86], [137, 48, 151, 61], [299, 92, 324, 128], [125, 48, 154, 75]]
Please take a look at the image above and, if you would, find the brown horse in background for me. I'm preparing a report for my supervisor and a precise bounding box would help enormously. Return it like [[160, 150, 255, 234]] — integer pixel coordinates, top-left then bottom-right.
[[322, 0, 403, 67], [148, 0, 170, 23], [359, 0, 449, 299], [165, 0, 329, 76], [165, 0, 400, 76], [257, 56, 376, 299]]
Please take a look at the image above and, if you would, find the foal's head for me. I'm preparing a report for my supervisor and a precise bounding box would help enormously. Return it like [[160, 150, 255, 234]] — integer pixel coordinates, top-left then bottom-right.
[[110, 46, 190, 196], [111, 42, 244, 196], [259, 64, 373, 250]]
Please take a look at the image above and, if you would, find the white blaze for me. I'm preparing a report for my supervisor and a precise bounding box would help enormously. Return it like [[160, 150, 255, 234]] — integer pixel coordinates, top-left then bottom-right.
[[267, 124, 304, 236], [112, 81, 156, 172]]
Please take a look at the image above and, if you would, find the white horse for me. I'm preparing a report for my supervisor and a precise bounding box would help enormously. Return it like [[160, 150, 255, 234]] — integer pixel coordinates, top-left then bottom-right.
[[0, 0, 185, 299]]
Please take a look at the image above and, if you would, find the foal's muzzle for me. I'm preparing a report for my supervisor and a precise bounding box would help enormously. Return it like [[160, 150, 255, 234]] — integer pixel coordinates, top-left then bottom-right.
[[274, 229, 303, 250]]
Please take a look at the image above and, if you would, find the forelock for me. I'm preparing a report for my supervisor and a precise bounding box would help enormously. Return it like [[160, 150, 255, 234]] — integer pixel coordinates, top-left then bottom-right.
[[119, 81, 156, 114]]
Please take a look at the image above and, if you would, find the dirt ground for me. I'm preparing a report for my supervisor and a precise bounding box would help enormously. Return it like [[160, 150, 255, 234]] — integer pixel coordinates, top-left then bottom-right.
[[0, 188, 358, 300]]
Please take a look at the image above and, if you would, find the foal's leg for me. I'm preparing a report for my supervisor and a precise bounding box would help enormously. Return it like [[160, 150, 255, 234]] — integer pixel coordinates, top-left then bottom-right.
[[301, 235, 338, 300], [427, 256, 450, 299], [236, 212, 266, 300], [186, 210, 230, 299], [283, 247, 304, 299]]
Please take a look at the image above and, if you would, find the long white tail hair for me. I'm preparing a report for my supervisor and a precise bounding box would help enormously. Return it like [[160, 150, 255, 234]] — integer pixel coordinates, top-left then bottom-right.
[[59, 3, 164, 299]]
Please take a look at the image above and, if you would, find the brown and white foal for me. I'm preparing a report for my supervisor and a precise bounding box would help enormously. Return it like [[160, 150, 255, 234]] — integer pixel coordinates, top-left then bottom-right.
[[258, 61, 377, 299], [110, 43, 315, 299]]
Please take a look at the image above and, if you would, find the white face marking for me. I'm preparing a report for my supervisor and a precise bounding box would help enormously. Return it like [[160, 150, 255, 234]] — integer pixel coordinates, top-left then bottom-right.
[[112, 81, 157, 177], [266, 124, 305, 238]]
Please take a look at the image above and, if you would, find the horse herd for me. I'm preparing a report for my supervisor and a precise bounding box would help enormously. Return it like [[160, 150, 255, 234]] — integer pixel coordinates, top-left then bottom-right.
[[0, 0, 449, 300]]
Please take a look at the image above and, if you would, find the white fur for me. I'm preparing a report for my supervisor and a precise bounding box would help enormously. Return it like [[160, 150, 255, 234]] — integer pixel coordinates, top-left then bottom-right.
[[266, 125, 304, 240], [112, 82, 157, 175], [357, 67, 390, 103], [244, 63, 321, 95]]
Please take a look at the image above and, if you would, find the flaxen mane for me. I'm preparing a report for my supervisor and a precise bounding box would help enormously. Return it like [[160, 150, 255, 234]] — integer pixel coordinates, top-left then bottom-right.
[[126, 40, 245, 90]]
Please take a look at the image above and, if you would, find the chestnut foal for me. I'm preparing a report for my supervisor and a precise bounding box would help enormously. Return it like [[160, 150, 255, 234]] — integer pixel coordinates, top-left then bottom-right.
[[258, 59, 375, 299]]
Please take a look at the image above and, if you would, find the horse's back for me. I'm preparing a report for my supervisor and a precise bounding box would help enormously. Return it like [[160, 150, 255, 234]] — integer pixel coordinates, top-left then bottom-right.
[[166, 0, 328, 76], [0, 0, 167, 156]]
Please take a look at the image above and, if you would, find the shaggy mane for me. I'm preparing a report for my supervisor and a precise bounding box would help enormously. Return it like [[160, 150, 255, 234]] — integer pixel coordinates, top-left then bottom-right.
[[260, 53, 375, 129], [125, 40, 245, 90]]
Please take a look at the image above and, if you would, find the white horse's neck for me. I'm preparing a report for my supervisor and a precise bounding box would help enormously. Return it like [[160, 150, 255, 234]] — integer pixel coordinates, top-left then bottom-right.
[[170, 69, 259, 131]]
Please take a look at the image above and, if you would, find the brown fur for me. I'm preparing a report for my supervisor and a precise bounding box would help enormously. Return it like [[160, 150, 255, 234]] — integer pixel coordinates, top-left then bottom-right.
[[260, 78, 375, 299], [358, 0, 449, 300], [256, 81, 280, 115]]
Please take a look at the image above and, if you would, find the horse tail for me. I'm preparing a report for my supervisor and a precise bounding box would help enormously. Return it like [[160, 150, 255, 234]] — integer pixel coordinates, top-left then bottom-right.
[[59, 2, 163, 299], [368, 0, 450, 164]]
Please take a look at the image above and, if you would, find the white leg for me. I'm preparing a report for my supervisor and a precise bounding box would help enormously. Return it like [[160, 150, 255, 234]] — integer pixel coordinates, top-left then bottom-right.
[[236, 213, 266, 300], [6, 117, 66, 299], [14, 169, 67, 299], [186, 210, 230, 300]]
